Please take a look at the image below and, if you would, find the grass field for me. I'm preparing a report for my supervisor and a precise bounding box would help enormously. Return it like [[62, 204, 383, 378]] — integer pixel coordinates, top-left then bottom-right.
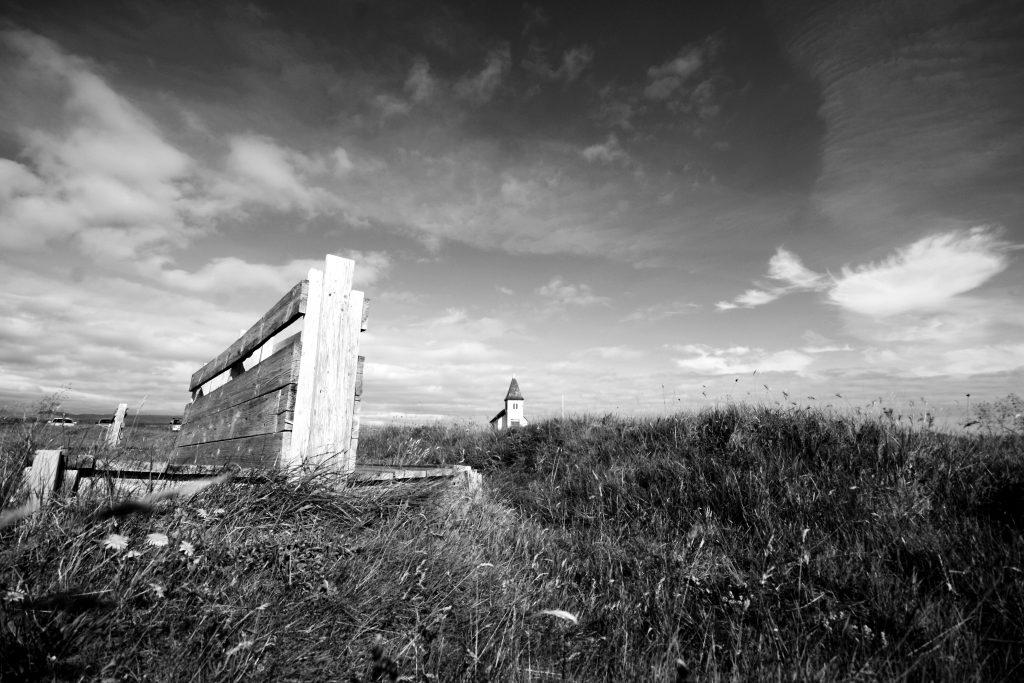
[[2, 403, 1022, 681]]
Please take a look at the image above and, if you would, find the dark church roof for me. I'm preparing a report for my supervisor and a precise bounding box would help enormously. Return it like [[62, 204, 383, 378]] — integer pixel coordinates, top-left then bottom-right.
[[505, 377, 524, 401]]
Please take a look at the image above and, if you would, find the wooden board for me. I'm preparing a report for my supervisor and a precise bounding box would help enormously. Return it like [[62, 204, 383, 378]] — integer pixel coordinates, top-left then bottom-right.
[[27, 449, 63, 510], [175, 386, 295, 447], [284, 267, 323, 468], [297, 257, 358, 471], [182, 337, 301, 428], [360, 295, 370, 332], [189, 280, 308, 391], [106, 403, 128, 447], [171, 431, 289, 469]]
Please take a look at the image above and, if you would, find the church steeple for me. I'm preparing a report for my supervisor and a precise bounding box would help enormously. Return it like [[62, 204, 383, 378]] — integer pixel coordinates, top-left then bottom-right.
[[505, 376, 524, 402]]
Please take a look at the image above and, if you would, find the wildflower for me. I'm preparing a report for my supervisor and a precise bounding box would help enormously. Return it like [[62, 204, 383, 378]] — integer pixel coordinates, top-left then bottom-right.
[[146, 533, 169, 547], [179, 540, 195, 557], [102, 534, 130, 551], [196, 508, 210, 520], [3, 589, 26, 603], [125, 550, 143, 560], [149, 583, 165, 599]]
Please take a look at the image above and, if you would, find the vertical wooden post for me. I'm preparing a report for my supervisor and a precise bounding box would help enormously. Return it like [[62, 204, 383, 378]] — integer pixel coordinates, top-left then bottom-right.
[[339, 289, 363, 472], [284, 267, 323, 470], [305, 256, 355, 470], [27, 449, 63, 511], [106, 403, 128, 448]]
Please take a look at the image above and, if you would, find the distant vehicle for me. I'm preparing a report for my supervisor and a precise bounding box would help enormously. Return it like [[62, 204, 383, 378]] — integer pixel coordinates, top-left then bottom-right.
[[170, 418, 183, 432], [48, 417, 77, 427], [96, 418, 114, 425]]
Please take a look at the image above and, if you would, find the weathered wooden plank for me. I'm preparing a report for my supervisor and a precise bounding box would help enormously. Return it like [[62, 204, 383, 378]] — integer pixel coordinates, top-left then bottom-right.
[[354, 355, 364, 397], [189, 280, 308, 391], [360, 294, 370, 332], [284, 266, 323, 469], [301, 258, 358, 471], [105, 403, 128, 447], [175, 386, 295, 447], [339, 288, 363, 472], [182, 338, 301, 430], [171, 431, 289, 469], [27, 449, 63, 511]]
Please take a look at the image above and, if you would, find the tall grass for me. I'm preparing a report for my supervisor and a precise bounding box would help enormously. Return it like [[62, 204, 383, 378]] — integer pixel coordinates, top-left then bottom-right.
[[2, 404, 1022, 680]]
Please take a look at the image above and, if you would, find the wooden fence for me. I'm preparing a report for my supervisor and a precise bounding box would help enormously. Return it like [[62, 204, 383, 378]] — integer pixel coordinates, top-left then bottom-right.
[[21, 254, 369, 512], [173, 253, 368, 474]]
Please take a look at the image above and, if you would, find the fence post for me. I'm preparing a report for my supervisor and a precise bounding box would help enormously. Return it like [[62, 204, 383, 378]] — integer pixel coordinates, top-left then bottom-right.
[[27, 449, 64, 511], [288, 255, 358, 473], [106, 403, 128, 447]]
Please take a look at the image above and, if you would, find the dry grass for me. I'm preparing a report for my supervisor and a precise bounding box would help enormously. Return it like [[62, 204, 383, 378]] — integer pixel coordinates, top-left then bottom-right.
[[2, 403, 1023, 681]]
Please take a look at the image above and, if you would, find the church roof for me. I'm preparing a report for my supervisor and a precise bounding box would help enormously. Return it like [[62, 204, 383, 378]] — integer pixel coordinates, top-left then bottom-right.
[[505, 377, 524, 401]]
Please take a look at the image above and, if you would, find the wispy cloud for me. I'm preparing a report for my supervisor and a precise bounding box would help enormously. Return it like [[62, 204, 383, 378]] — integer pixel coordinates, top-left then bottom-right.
[[537, 277, 611, 308], [622, 301, 701, 322], [719, 227, 1016, 315], [828, 227, 1014, 317], [455, 44, 511, 104], [523, 44, 595, 82], [405, 57, 436, 103], [716, 247, 827, 310], [670, 344, 814, 376], [581, 134, 630, 165]]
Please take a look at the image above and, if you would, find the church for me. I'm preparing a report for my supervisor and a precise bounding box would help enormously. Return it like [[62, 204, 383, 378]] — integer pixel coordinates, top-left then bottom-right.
[[489, 376, 528, 431]]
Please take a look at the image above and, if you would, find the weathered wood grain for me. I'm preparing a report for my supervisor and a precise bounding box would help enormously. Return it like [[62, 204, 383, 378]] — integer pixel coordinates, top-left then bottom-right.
[[175, 386, 295, 447], [27, 449, 63, 510], [189, 280, 308, 391], [171, 431, 289, 469], [300, 258, 358, 470], [181, 337, 301, 428], [105, 403, 128, 447], [360, 295, 370, 332], [284, 267, 323, 468]]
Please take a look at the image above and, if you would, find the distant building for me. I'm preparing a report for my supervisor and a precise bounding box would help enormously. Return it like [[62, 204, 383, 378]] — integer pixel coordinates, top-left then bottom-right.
[[489, 376, 528, 431]]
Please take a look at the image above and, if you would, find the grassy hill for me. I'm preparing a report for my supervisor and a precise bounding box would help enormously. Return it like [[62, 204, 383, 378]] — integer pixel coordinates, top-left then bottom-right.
[[2, 405, 1022, 681]]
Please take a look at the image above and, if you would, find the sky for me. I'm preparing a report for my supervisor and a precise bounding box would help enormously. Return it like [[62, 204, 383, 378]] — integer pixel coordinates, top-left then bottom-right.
[[1, 0, 1022, 427]]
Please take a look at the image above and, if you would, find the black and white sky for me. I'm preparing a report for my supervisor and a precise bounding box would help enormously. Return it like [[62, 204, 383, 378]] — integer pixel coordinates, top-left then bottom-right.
[[1, 0, 1022, 423]]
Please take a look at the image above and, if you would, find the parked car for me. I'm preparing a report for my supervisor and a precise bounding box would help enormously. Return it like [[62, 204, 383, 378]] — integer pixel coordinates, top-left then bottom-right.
[[170, 418, 183, 432], [47, 417, 77, 427], [96, 418, 114, 425]]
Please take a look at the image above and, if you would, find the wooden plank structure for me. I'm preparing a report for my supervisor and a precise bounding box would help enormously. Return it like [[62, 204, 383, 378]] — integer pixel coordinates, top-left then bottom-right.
[[15, 252, 480, 517], [173, 254, 367, 474], [105, 402, 128, 447]]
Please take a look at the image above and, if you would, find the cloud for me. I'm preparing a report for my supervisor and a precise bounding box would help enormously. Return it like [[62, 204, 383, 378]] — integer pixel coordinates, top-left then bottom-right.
[[644, 45, 705, 100], [719, 227, 1015, 315], [405, 57, 436, 102], [671, 344, 814, 376], [828, 226, 1014, 317], [0, 29, 193, 253], [582, 134, 629, 165], [523, 44, 595, 82], [621, 301, 701, 322], [716, 247, 826, 310], [455, 44, 511, 104], [153, 252, 390, 295], [537, 278, 611, 308]]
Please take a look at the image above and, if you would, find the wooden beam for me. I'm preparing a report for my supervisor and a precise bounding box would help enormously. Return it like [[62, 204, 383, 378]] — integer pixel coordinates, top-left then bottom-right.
[[189, 280, 308, 391], [105, 403, 127, 448], [360, 295, 370, 332], [181, 337, 301, 429], [174, 386, 295, 447], [27, 449, 64, 511], [305, 256, 357, 471], [284, 266, 323, 469], [350, 355, 364, 460], [171, 431, 289, 469]]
